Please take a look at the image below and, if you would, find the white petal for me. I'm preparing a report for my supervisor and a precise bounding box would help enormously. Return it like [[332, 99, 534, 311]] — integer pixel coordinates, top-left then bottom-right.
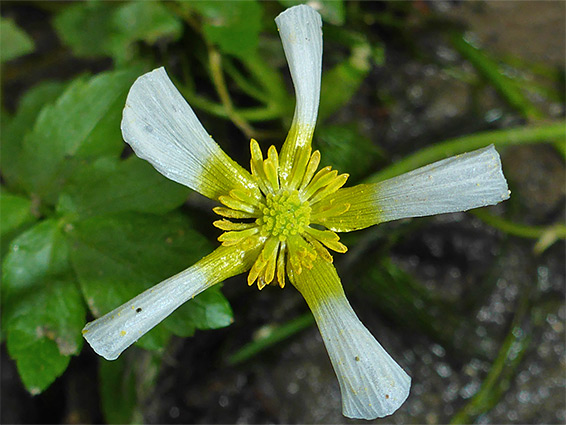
[[83, 243, 262, 360], [314, 294, 410, 419], [291, 258, 411, 419], [275, 4, 323, 136], [82, 262, 210, 360], [121, 67, 258, 201], [375, 145, 510, 222], [321, 145, 510, 232]]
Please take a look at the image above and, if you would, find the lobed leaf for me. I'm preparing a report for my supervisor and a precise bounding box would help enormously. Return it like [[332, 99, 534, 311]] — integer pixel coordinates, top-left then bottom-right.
[[1, 81, 66, 189], [17, 69, 142, 203], [2, 220, 69, 299], [5, 278, 85, 394], [53, 2, 116, 58], [110, 2, 182, 63], [2, 220, 85, 394], [57, 156, 189, 220], [53, 2, 181, 63]]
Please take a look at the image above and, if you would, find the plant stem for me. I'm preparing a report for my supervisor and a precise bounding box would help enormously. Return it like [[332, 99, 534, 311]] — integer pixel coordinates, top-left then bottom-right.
[[366, 121, 566, 183], [208, 47, 256, 139], [450, 289, 531, 423], [227, 313, 314, 365], [472, 210, 566, 254], [450, 33, 545, 121]]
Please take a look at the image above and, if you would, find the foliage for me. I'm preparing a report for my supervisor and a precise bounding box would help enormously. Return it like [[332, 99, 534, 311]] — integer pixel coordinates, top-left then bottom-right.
[[1, 0, 563, 423], [0, 17, 35, 62], [53, 1, 182, 64]]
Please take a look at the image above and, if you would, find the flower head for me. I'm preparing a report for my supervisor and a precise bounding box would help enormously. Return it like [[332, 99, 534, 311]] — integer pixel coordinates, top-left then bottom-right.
[[82, 5, 509, 419], [214, 138, 349, 290]]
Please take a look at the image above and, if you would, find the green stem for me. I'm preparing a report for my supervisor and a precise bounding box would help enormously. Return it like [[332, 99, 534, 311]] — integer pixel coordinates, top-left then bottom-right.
[[450, 33, 544, 120], [227, 313, 314, 365], [208, 47, 256, 139], [240, 53, 289, 106], [366, 121, 566, 183], [472, 210, 566, 254], [223, 57, 270, 104], [472, 210, 566, 240], [450, 288, 531, 424], [179, 88, 283, 122]]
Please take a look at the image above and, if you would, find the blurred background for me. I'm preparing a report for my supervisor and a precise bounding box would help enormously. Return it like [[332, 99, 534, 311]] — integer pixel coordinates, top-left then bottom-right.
[[1, 1, 564, 423]]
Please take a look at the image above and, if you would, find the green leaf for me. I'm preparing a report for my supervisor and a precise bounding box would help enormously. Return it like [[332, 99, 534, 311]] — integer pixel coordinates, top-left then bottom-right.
[[164, 285, 233, 337], [2, 220, 84, 394], [68, 212, 216, 351], [2, 219, 69, 300], [315, 124, 380, 181], [53, 2, 182, 63], [53, 2, 116, 58], [1, 81, 66, 189], [5, 278, 85, 394], [0, 191, 36, 238], [17, 68, 142, 203], [57, 156, 189, 220], [110, 2, 182, 63], [0, 17, 35, 62], [186, 0, 262, 57], [180, 285, 233, 330], [278, 0, 345, 25]]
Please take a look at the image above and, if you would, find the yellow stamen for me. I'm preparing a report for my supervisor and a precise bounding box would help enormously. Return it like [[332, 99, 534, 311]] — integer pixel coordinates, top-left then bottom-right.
[[276, 241, 287, 288], [263, 146, 280, 192], [214, 140, 349, 290], [309, 173, 349, 204], [230, 188, 261, 205], [218, 195, 259, 214], [213, 219, 256, 231], [299, 150, 321, 191], [287, 145, 312, 190], [218, 227, 259, 246], [213, 207, 257, 219]]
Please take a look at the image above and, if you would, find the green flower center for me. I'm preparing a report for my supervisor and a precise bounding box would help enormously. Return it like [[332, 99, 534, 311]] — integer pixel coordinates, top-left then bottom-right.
[[257, 190, 311, 240], [212, 139, 351, 290]]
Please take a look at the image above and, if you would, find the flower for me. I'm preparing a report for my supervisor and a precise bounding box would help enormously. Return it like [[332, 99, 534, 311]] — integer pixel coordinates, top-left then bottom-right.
[[82, 5, 510, 420]]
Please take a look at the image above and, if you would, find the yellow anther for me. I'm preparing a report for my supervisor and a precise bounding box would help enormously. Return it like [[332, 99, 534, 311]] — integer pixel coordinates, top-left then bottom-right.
[[214, 140, 348, 291], [213, 219, 256, 231]]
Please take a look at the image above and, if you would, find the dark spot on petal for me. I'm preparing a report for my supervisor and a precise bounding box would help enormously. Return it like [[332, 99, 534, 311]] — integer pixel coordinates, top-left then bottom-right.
[[136, 308, 142, 313], [355, 356, 360, 361], [385, 394, 390, 399]]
